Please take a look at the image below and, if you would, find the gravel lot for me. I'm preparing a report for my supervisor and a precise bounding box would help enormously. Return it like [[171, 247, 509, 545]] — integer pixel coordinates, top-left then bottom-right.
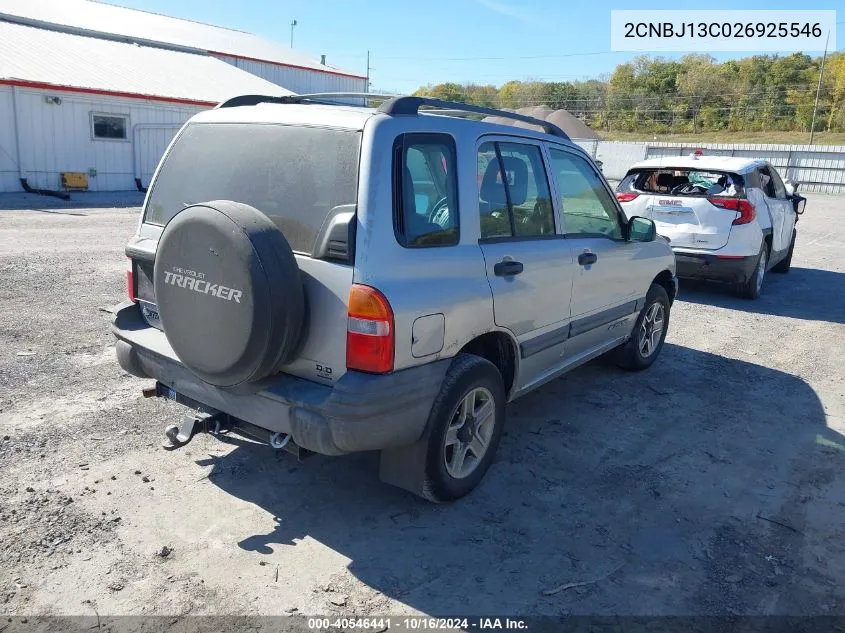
[[1, 192, 843, 618]]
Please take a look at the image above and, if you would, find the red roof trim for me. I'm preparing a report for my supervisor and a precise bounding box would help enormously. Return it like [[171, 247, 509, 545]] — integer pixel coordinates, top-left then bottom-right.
[[0, 79, 216, 107], [208, 50, 367, 81]]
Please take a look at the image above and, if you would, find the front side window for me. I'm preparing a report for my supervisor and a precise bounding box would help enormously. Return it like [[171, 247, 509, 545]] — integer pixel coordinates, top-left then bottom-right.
[[758, 167, 779, 199], [92, 114, 128, 140], [393, 134, 458, 247], [548, 148, 622, 239], [477, 141, 554, 239], [767, 166, 787, 199]]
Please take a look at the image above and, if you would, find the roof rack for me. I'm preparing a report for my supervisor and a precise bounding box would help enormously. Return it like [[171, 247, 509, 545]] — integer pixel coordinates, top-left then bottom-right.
[[216, 93, 570, 141], [377, 96, 570, 140], [216, 92, 399, 109]]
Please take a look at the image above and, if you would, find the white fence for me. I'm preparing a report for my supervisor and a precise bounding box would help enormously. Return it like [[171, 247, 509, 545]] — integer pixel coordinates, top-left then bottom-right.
[[573, 140, 845, 195]]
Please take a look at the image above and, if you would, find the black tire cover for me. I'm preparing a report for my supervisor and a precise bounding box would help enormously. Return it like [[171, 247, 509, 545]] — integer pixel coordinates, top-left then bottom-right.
[[153, 200, 304, 387]]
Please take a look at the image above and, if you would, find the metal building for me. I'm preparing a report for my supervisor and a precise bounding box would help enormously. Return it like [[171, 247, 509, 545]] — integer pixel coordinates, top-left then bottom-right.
[[0, 0, 368, 193]]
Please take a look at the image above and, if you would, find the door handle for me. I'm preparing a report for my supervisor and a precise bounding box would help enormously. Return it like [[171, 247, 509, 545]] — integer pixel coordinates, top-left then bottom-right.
[[578, 252, 598, 266], [494, 260, 524, 277]]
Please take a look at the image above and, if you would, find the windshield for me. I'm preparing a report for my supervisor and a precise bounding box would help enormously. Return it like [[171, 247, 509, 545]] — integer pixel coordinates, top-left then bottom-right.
[[144, 123, 361, 254]]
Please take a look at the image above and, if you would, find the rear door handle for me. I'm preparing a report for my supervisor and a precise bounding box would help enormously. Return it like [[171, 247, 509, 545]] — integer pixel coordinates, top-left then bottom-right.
[[578, 252, 598, 266], [494, 260, 524, 277]]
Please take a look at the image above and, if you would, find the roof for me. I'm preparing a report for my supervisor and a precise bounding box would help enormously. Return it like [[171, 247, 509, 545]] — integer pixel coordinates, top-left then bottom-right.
[[193, 102, 376, 130], [628, 155, 762, 172], [0, 21, 294, 105], [0, 0, 366, 80], [194, 100, 589, 154]]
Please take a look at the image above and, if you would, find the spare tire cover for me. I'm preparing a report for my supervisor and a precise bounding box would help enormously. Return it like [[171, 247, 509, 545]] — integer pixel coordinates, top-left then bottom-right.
[[153, 200, 304, 387]]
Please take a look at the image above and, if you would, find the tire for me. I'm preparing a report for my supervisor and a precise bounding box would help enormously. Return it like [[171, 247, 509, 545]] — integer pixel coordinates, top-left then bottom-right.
[[738, 243, 768, 300], [615, 284, 670, 371], [421, 354, 506, 502], [772, 231, 796, 274]]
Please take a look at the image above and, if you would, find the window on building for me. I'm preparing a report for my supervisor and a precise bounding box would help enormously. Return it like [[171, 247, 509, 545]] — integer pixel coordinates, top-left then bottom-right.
[[92, 114, 128, 140]]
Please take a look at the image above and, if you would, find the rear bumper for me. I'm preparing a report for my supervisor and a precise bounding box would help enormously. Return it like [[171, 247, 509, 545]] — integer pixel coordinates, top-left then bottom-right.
[[112, 301, 448, 456], [673, 250, 757, 284]]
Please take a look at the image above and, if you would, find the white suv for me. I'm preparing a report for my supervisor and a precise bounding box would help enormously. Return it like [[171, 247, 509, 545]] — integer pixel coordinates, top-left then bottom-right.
[[616, 155, 806, 299]]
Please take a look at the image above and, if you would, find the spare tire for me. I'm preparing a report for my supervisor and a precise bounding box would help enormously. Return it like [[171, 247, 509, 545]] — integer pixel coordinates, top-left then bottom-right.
[[153, 200, 304, 387]]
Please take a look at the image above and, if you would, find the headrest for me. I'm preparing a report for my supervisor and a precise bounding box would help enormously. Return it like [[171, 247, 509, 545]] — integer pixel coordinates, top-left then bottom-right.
[[480, 157, 529, 206], [656, 172, 674, 188]]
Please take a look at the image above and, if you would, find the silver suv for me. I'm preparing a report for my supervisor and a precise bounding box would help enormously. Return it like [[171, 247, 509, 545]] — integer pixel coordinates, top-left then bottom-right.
[[113, 94, 678, 501]]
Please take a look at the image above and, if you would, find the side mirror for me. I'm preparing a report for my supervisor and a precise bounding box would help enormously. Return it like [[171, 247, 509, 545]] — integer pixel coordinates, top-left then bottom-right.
[[792, 194, 806, 215], [626, 216, 656, 242]]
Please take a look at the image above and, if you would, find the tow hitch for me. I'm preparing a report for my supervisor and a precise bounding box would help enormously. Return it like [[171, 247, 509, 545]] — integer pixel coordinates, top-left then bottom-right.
[[163, 411, 226, 450], [145, 383, 306, 458]]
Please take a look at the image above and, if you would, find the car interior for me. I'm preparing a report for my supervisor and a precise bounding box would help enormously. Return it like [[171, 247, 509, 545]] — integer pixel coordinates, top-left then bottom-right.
[[631, 169, 742, 197]]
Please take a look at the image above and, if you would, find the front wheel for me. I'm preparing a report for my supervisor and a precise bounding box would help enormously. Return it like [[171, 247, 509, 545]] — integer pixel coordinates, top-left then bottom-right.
[[421, 354, 506, 502], [615, 284, 670, 371]]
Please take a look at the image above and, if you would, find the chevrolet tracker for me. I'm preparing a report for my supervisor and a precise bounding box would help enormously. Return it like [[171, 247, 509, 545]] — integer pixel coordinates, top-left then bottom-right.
[[113, 94, 677, 501]]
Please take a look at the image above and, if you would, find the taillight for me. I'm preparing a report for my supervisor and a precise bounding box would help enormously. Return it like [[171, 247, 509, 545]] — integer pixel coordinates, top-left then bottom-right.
[[127, 258, 137, 303], [615, 192, 639, 203], [707, 197, 756, 226], [346, 284, 394, 374]]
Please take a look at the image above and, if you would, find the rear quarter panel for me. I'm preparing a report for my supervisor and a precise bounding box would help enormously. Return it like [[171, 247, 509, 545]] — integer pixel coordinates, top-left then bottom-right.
[[354, 115, 500, 372]]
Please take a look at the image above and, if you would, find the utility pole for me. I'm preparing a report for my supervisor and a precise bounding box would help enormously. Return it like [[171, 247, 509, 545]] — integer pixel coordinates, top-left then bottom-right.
[[290, 19, 297, 48], [809, 30, 830, 145], [366, 50, 371, 93]]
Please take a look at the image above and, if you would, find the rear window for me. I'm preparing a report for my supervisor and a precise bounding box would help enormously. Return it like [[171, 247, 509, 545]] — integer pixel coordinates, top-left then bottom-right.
[[619, 168, 744, 198], [144, 123, 361, 254]]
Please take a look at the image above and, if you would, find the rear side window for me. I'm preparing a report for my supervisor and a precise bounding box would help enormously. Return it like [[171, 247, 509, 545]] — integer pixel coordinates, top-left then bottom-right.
[[393, 133, 459, 247], [144, 123, 361, 254], [477, 141, 555, 240]]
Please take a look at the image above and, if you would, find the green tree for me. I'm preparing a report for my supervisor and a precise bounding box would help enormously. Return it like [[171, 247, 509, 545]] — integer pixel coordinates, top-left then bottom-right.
[[409, 51, 845, 135], [414, 82, 467, 102], [825, 53, 845, 131], [677, 54, 728, 133]]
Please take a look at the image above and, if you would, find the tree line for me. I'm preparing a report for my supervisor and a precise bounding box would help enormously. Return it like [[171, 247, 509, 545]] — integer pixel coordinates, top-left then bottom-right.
[[412, 53, 845, 135]]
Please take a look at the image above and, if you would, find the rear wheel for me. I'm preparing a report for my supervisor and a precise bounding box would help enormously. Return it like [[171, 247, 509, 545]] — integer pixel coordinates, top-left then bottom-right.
[[772, 231, 796, 273], [615, 284, 670, 371], [738, 244, 767, 299], [421, 354, 506, 502]]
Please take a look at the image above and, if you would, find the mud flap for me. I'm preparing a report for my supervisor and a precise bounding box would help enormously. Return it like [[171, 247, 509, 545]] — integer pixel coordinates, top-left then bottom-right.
[[378, 424, 433, 497]]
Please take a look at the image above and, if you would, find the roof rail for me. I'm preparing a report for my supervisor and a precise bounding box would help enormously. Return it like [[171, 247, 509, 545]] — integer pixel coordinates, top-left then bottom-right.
[[377, 96, 570, 140], [216, 92, 400, 109]]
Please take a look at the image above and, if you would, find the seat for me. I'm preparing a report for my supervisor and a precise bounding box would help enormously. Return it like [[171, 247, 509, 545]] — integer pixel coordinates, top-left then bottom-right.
[[655, 172, 674, 192], [402, 166, 442, 244], [479, 157, 528, 212]]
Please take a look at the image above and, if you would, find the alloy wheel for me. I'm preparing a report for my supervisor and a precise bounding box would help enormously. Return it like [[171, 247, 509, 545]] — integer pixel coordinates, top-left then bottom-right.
[[638, 302, 665, 358], [443, 387, 496, 479]]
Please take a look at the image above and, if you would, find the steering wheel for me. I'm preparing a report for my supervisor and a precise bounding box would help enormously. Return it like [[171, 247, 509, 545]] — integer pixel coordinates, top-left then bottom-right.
[[671, 183, 704, 195], [428, 197, 450, 227]]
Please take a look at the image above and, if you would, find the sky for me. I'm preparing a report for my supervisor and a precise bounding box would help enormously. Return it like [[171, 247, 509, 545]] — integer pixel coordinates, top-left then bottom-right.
[[108, 0, 843, 92]]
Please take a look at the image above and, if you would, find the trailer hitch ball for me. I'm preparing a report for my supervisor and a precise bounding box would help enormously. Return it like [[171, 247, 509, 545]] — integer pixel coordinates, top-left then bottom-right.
[[270, 432, 291, 450], [164, 424, 180, 445]]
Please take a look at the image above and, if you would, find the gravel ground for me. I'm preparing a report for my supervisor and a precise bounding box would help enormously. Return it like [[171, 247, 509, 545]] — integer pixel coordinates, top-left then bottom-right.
[[0, 193, 843, 618]]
